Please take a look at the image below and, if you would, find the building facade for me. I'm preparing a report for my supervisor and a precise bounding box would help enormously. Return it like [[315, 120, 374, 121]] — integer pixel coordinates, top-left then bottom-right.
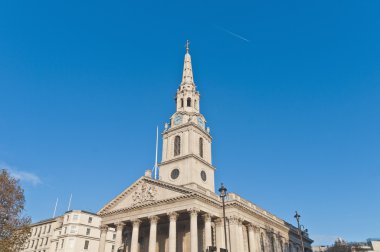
[[97, 45, 313, 252], [22, 210, 116, 252]]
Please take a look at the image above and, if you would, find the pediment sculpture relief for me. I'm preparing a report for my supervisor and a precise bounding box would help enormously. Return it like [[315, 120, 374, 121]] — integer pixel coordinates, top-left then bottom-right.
[[132, 182, 158, 205]]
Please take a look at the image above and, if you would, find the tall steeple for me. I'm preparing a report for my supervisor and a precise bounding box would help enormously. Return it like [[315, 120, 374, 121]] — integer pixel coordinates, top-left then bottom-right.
[[159, 42, 215, 193], [181, 40, 194, 85]]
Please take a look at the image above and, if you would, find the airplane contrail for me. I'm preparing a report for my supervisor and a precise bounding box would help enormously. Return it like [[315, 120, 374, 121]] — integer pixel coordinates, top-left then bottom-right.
[[216, 26, 250, 43]]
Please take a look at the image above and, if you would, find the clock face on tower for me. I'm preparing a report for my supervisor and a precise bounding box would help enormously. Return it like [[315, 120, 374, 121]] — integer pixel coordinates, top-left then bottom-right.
[[173, 114, 183, 126], [197, 116, 205, 129]]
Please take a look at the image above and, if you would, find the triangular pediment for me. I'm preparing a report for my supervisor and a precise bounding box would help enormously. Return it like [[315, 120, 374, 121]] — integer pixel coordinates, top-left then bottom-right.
[[98, 176, 194, 215]]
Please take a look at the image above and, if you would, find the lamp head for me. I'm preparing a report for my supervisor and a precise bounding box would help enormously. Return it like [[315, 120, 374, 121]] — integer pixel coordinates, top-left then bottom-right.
[[294, 211, 301, 220], [218, 183, 227, 197]]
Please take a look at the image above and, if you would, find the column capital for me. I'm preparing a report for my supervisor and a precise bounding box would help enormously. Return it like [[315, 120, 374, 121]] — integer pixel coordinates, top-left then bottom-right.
[[100, 224, 109, 232], [247, 223, 259, 232], [202, 213, 212, 222], [167, 212, 179, 221], [228, 216, 242, 225], [214, 218, 223, 226], [149, 215, 160, 224], [115, 221, 126, 229], [131, 219, 142, 227], [187, 208, 200, 217]]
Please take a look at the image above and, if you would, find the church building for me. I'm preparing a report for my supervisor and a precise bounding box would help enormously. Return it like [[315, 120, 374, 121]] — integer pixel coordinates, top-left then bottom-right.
[[97, 44, 313, 252]]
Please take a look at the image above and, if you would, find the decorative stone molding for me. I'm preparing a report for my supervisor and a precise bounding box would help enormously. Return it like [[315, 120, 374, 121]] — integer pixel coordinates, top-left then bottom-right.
[[202, 213, 212, 222], [132, 182, 158, 205], [149, 216, 160, 224], [168, 212, 179, 221], [131, 219, 142, 227]]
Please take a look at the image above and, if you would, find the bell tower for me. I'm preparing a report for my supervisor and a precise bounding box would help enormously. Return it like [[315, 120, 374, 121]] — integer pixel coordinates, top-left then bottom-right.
[[159, 42, 215, 193]]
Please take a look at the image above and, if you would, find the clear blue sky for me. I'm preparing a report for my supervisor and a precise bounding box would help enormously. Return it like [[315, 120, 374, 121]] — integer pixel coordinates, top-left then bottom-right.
[[0, 0, 379, 245]]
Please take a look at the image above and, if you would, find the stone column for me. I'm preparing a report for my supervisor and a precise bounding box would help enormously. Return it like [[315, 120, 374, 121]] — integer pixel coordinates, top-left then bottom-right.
[[215, 218, 225, 251], [229, 216, 243, 252], [188, 208, 199, 252], [114, 222, 125, 252], [238, 220, 245, 252], [148, 216, 159, 252], [130, 219, 141, 252], [248, 224, 258, 252], [168, 212, 179, 252], [98, 225, 108, 252], [203, 213, 212, 250]]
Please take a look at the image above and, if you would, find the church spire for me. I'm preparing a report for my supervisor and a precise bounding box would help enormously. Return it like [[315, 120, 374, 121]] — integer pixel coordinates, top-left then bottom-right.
[[181, 40, 194, 85]]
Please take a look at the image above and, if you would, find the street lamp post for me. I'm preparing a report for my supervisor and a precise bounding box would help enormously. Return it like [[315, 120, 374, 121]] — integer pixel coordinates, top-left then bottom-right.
[[294, 211, 305, 252], [219, 183, 228, 252]]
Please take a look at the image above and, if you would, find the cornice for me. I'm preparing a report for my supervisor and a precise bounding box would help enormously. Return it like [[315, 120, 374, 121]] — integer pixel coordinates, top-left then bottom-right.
[[163, 122, 212, 140], [159, 154, 216, 170]]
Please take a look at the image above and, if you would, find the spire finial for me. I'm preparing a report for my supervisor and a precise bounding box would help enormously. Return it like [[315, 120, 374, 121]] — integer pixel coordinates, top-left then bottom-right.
[[181, 40, 194, 85], [186, 40, 190, 53]]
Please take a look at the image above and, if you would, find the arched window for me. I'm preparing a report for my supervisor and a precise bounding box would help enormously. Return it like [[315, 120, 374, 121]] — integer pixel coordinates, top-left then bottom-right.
[[199, 138, 204, 158], [271, 237, 275, 252], [174, 136, 181, 156], [181, 98, 184, 108], [187, 97, 191, 107]]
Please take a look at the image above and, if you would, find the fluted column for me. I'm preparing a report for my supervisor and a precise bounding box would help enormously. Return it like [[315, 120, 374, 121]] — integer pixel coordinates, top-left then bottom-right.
[[229, 216, 243, 252], [215, 218, 225, 251], [114, 222, 125, 252], [203, 213, 212, 249], [238, 220, 245, 251], [248, 224, 256, 252], [168, 212, 179, 252], [148, 216, 159, 252], [188, 208, 199, 252], [98, 225, 108, 252], [130, 219, 141, 252]]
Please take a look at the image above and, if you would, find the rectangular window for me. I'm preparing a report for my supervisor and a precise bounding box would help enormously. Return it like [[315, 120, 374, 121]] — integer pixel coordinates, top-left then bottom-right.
[[84, 240, 89, 250], [70, 225, 77, 234], [88, 217, 93, 223], [61, 239, 64, 249], [73, 214, 79, 221], [55, 242, 58, 251], [48, 224, 51, 233], [66, 215, 69, 221], [112, 245, 115, 252], [86, 228, 90, 235], [113, 233, 116, 240], [45, 237, 49, 245], [43, 225, 46, 234]]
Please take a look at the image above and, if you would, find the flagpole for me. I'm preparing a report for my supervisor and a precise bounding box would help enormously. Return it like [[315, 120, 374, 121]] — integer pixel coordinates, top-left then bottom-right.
[[154, 126, 159, 179], [53, 198, 58, 218]]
